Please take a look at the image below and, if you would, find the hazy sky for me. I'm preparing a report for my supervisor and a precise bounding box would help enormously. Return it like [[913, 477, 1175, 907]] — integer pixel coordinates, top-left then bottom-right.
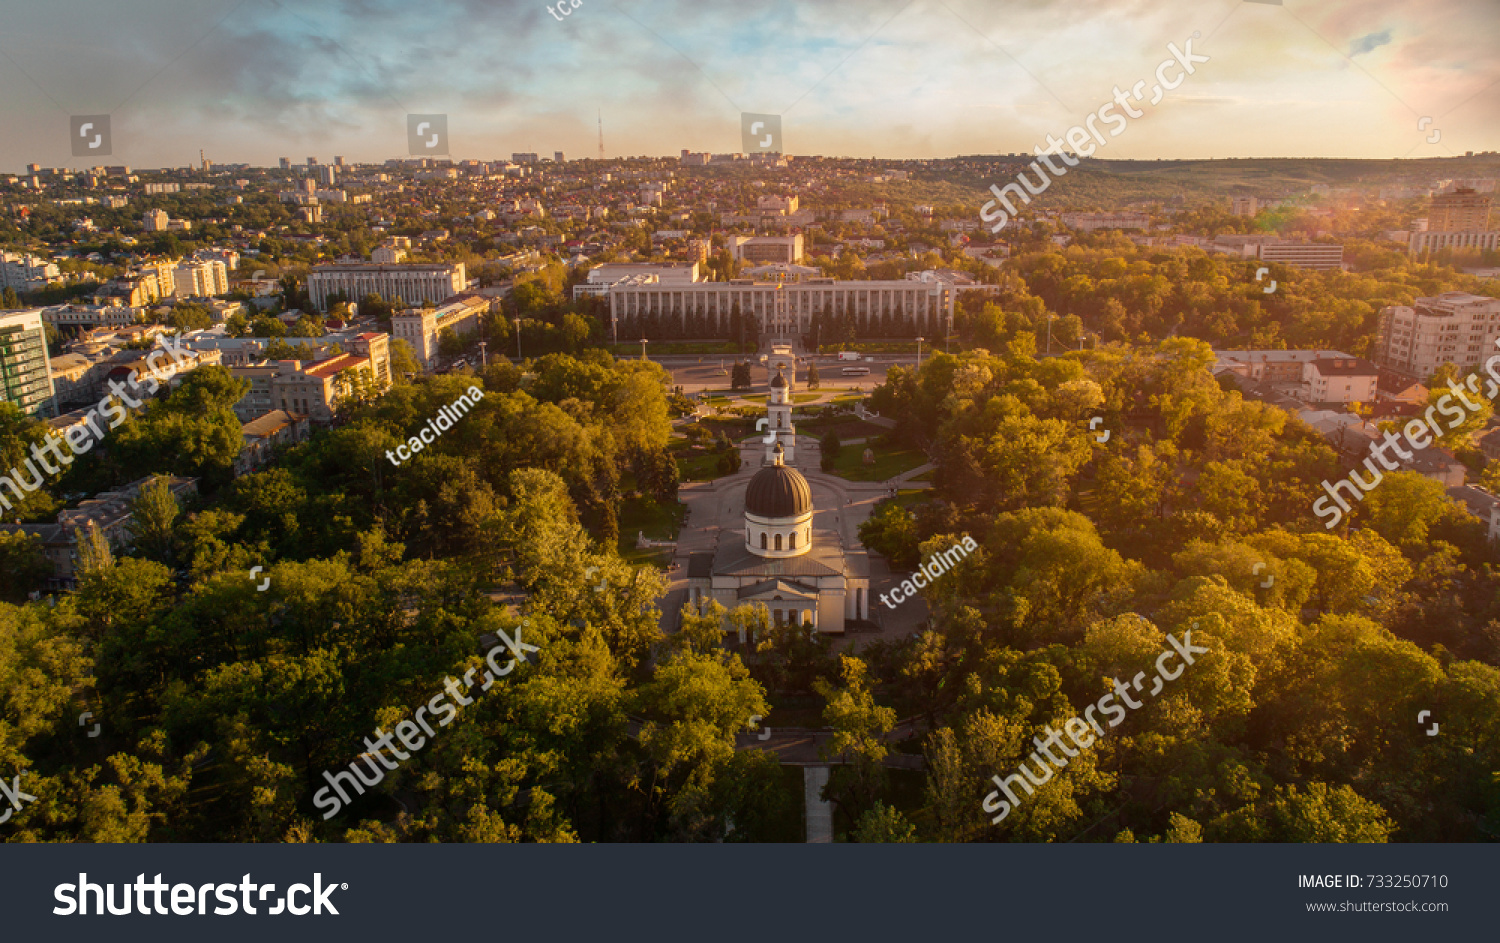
[[0, 0, 1496, 171]]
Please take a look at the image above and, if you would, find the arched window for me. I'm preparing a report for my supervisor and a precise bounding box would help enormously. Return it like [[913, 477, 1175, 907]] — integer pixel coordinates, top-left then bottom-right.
[[789, 532, 797, 550], [760, 532, 767, 550], [775, 533, 783, 551]]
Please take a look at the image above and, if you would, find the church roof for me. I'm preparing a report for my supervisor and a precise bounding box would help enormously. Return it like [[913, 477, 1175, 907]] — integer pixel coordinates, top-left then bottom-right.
[[770, 365, 788, 388], [745, 461, 812, 518], [715, 540, 844, 579], [736, 578, 820, 599]]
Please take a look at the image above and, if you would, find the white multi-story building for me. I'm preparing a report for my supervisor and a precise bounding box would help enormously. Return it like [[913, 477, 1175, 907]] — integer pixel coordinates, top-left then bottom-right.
[[0, 251, 61, 292], [142, 208, 170, 231], [606, 277, 954, 339], [1408, 230, 1500, 256], [390, 293, 490, 367], [173, 259, 229, 297], [306, 262, 466, 311], [1257, 243, 1344, 270], [1376, 291, 1500, 378]]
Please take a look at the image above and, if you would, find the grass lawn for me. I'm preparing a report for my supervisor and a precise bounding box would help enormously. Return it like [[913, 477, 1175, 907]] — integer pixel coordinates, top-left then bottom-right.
[[617, 495, 687, 562], [674, 446, 731, 482], [792, 392, 822, 403], [827, 445, 927, 482]]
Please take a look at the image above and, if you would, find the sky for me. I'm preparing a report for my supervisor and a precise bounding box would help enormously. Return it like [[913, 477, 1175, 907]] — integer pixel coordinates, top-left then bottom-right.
[[0, 0, 1496, 171]]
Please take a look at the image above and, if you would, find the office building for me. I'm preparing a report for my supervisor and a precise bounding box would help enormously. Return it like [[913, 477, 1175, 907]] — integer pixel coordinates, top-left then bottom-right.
[[729, 235, 804, 264], [0, 309, 56, 416], [512, 153, 538, 164], [279, 157, 291, 170], [1408, 230, 1500, 256], [306, 262, 467, 311], [1376, 292, 1500, 377], [1231, 196, 1259, 216]]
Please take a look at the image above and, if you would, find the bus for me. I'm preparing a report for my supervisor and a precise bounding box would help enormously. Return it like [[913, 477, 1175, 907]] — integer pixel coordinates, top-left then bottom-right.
[[841, 366, 871, 377]]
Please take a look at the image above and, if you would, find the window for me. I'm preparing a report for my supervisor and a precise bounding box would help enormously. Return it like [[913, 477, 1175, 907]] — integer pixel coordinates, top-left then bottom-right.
[[789, 532, 797, 550], [775, 533, 782, 551], [760, 533, 767, 550]]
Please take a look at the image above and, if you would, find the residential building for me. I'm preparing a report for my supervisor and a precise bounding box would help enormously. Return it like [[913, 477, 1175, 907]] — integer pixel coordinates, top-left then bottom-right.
[[0, 476, 198, 585], [306, 262, 467, 311], [1302, 356, 1379, 405], [1429, 188, 1492, 231], [1376, 292, 1500, 377], [391, 294, 489, 367], [0, 309, 55, 416], [48, 353, 96, 407], [142, 208, 169, 231], [170, 259, 228, 297], [1213, 349, 1358, 385], [0, 251, 61, 292]]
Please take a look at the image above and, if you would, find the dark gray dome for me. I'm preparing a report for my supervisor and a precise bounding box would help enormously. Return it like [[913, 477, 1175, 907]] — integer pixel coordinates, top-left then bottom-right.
[[745, 462, 812, 518], [770, 366, 788, 388]]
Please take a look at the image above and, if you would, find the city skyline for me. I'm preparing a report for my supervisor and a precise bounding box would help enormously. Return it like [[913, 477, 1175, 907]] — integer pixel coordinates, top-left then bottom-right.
[[0, 0, 1497, 173]]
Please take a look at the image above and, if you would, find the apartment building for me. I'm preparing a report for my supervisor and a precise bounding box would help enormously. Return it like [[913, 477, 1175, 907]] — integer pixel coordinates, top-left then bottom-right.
[[172, 259, 228, 297], [1231, 197, 1258, 216], [0, 309, 56, 416], [1376, 291, 1500, 377], [306, 262, 466, 311], [1429, 188, 1492, 231], [730, 235, 804, 264], [391, 294, 489, 367], [1303, 356, 1379, 405]]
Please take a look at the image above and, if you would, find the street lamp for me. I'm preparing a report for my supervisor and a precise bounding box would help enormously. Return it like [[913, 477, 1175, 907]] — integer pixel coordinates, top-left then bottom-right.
[[640, 337, 649, 361], [477, 340, 487, 368], [915, 335, 924, 370]]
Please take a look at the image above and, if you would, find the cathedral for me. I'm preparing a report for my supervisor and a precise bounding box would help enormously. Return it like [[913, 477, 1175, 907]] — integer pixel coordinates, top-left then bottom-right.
[[683, 363, 872, 636]]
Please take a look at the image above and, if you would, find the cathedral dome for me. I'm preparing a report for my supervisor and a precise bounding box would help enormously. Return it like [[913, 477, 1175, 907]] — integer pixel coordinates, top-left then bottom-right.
[[745, 460, 812, 519], [770, 366, 788, 388]]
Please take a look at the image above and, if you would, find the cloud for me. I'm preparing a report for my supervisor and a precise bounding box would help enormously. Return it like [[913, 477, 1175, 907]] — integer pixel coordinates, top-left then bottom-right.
[[1348, 28, 1393, 58]]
